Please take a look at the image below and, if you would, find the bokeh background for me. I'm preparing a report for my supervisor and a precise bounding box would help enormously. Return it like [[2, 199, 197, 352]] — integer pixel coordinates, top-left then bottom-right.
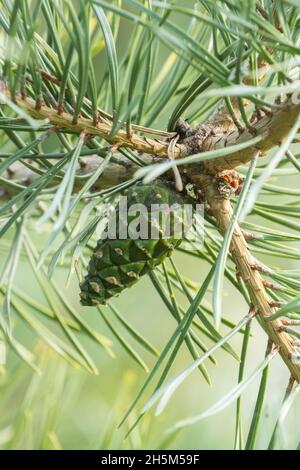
[[0, 229, 299, 450], [0, 0, 300, 450]]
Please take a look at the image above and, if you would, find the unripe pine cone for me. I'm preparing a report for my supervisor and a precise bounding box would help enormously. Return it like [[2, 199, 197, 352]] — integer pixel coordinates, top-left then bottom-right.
[[80, 182, 191, 306]]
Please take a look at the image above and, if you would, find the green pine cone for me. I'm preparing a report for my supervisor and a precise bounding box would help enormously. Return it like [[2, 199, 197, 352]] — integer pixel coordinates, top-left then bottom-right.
[[80, 182, 192, 306]]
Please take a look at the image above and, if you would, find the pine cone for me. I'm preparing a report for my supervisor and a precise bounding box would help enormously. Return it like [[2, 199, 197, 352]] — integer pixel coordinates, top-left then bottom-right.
[[80, 182, 190, 306]]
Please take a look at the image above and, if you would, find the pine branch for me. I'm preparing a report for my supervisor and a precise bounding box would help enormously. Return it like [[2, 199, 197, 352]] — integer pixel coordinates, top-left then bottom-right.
[[200, 175, 300, 383], [1, 155, 138, 199], [2, 91, 300, 176], [10, 95, 179, 158]]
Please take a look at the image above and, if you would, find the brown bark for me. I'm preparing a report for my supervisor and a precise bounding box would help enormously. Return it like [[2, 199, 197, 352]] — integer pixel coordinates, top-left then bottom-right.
[[194, 174, 300, 382], [7, 93, 300, 174]]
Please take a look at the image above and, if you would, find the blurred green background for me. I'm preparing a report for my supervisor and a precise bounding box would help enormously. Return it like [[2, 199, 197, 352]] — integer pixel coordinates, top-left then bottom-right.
[[0, 240, 299, 450], [0, 0, 300, 451]]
